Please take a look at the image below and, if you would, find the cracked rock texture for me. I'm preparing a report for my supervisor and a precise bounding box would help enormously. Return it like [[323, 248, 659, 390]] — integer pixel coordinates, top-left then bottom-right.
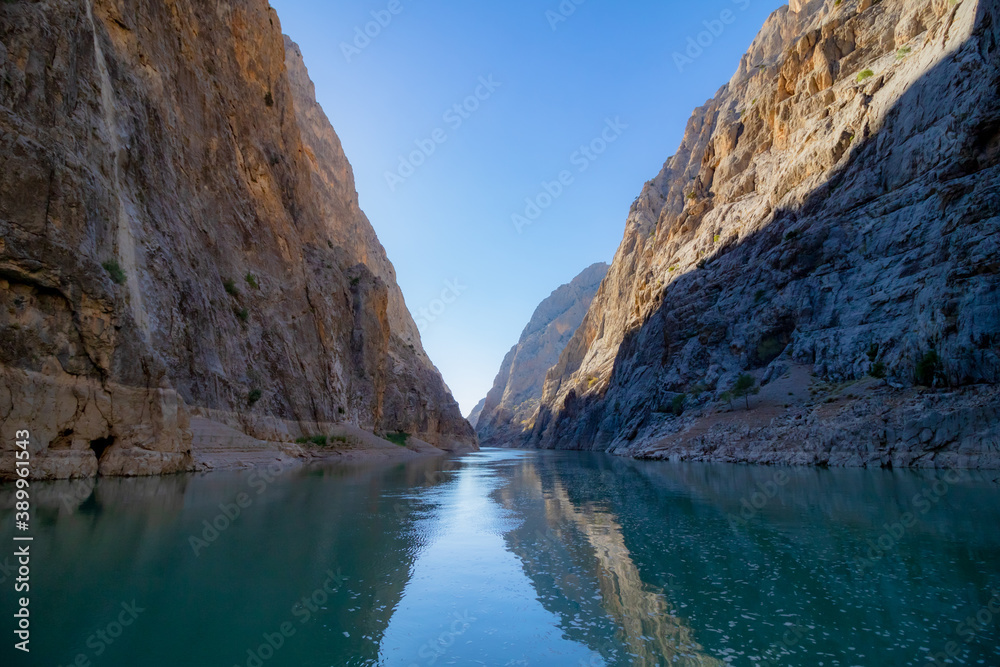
[[0, 0, 475, 479], [476, 262, 608, 447], [521, 0, 1000, 467]]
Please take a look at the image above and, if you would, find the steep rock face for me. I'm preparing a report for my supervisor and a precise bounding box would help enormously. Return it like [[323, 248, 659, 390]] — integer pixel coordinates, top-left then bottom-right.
[[477, 262, 608, 446], [527, 0, 1000, 467], [282, 37, 473, 451], [467, 399, 486, 430], [0, 0, 474, 479]]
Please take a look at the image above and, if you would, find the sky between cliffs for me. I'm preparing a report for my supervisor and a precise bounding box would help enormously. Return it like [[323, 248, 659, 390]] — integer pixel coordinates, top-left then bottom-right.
[[269, 0, 786, 416]]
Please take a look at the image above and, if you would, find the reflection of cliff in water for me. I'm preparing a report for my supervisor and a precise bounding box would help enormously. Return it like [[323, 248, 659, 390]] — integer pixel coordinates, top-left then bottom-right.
[[508, 453, 1000, 665], [0, 457, 457, 666], [497, 458, 724, 666]]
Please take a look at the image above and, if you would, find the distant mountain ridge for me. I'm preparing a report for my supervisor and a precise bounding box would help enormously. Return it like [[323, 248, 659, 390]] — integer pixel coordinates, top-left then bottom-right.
[[476, 263, 609, 447]]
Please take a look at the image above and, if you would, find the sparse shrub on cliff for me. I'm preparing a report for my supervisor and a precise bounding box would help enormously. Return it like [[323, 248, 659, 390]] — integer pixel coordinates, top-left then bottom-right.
[[733, 374, 759, 410], [719, 391, 734, 410], [245, 273, 259, 289], [234, 307, 249, 322], [102, 260, 126, 285], [915, 350, 943, 386], [671, 394, 687, 416], [867, 344, 887, 381], [223, 279, 239, 297], [896, 45, 912, 60], [386, 432, 409, 447], [294, 436, 331, 446], [857, 69, 875, 83], [247, 389, 262, 405], [867, 343, 880, 363], [754, 289, 766, 304]]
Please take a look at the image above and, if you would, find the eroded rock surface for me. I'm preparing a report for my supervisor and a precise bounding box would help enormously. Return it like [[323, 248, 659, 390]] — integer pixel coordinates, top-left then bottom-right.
[[476, 263, 608, 447], [525, 0, 1000, 467], [0, 0, 474, 479]]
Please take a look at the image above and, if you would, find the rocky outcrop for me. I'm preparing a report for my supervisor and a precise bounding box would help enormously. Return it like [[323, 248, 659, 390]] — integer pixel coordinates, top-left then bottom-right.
[[525, 0, 1000, 467], [467, 399, 486, 429], [0, 0, 474, 480], [476, 263, 608, 446]]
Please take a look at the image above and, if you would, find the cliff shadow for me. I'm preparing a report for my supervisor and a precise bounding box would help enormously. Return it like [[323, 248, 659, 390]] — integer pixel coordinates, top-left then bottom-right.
[[528, 1, 1000, 451]]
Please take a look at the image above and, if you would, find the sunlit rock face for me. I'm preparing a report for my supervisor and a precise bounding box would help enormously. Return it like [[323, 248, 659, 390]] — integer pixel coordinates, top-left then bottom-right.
[[0, 0, 474, 479], [476, 263, 608, 447], [527, 0, 1000, 466]]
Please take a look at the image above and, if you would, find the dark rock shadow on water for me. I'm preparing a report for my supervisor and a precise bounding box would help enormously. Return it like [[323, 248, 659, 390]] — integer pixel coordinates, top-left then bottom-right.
[[495, 451, 1000, 666]]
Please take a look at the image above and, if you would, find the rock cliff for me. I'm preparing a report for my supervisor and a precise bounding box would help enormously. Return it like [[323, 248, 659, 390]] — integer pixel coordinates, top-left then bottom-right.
[[0, 0, 475, 479], [525, 0, 1000, 468], [476, 262, 608, 447], [467, 399, 486, 430]]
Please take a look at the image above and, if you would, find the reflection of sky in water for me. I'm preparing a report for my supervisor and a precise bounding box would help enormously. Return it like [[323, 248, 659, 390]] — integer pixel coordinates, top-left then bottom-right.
[[379, 450, 603, 666], [2, 450, 999, 667]]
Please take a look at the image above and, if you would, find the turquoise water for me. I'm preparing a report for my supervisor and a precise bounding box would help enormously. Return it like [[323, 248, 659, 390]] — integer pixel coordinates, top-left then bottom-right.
[[2, 449, 999, 666]]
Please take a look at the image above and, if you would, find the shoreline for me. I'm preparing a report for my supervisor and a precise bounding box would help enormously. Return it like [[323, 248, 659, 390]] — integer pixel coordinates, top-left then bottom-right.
[[501, 367, 1000, 470], [189, 415, 456, 473]]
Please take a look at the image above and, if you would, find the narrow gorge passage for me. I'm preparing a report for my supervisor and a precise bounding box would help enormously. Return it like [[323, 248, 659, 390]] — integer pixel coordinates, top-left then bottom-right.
[[2, 0, 999, 665]]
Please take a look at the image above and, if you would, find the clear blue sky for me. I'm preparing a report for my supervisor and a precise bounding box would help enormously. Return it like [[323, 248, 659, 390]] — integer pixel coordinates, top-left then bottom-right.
[[269, 0, 786, 415]]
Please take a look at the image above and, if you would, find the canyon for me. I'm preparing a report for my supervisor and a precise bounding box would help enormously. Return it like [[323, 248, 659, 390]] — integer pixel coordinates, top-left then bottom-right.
[[0, 0, 475, 480], [476, 262, 608, 447], [485, 0, 1000, 468], [4, 0, 1000, 479]]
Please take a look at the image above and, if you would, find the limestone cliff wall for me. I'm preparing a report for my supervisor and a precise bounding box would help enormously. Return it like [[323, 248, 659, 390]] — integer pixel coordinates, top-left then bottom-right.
[[476, 262, 608, 447], [0, 0, 475, 479], [527, 0, 1000, 467]]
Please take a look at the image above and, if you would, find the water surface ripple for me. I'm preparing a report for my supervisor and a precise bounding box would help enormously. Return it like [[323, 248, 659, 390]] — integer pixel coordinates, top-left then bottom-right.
[[2, 449, 999, 666]]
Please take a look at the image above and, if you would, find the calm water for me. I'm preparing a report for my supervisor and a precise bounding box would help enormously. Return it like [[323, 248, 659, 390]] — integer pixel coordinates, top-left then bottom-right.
[[2, 449, 1000, 666]]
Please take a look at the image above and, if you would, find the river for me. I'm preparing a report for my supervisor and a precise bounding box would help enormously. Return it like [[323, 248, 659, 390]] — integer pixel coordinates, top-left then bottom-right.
[[2, 449, 999, 666]]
